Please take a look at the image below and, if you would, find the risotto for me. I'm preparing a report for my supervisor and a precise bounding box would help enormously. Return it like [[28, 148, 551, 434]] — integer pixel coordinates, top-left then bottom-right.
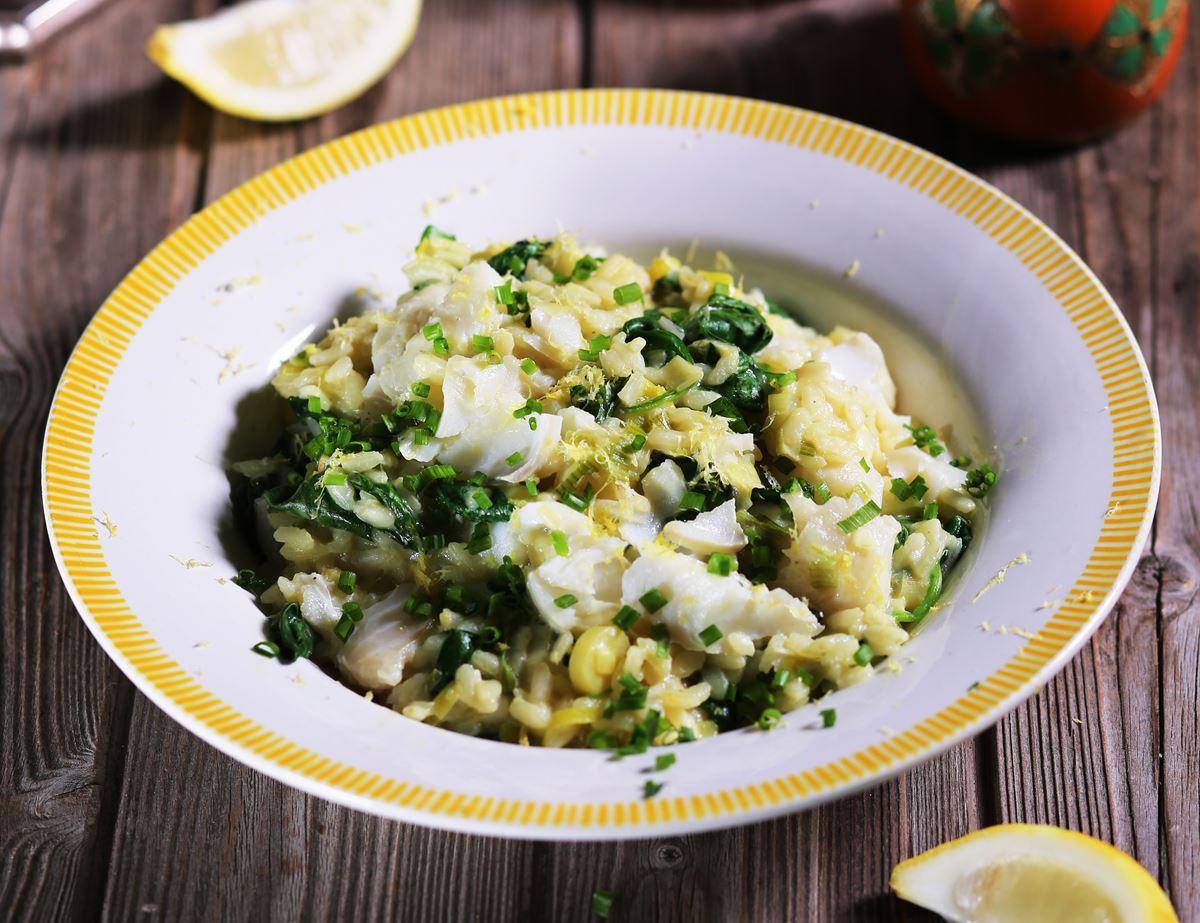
[[231, 230, 996, 751]]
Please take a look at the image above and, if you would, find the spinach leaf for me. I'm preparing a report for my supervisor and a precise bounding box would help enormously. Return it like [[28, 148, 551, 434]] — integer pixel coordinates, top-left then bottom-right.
[[487, 555, 535, 624], [266, 478, 374, 540], [621, 312, 694, 366], [568, 375, 627, 422], [713, 350, 770, 414], [425, 480, 516, 523], [703, 395, 750, 433], [652, 271, 683, 300], [684, 294, 773, 354], [700, 696, 740, 732], [348, 474, 421, 547], [266, 474, 420, 548], [944, 514, 973, 549], [487, 239, 547, 280], [277, 602, 315, 661], [232, 568, 271, 594], [430, 628, 481, 694]]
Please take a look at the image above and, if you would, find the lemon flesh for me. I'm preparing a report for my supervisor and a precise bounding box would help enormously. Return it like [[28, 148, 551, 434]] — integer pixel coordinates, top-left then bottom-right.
[[147, 0, 423, 121], [891, 824, 1178, 923]]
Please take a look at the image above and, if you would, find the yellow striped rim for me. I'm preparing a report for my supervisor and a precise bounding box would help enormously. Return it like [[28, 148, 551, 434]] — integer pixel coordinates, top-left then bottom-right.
[[42, 90, 1159, 833]]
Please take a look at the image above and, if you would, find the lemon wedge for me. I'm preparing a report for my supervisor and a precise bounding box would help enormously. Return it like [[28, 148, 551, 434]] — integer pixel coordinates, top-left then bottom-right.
[[891, 824, 1178, 923], [147, 0, 423, 122]]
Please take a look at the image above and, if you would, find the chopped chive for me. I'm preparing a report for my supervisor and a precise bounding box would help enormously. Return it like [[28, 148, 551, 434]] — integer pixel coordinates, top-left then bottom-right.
[[470, 489, 494, 510], [342, 601, 364, 623], [520, 357, 538, 375], [305, 394, 323, 414], [337, 570, 357, 593], [678, 490, 707, 512], [334, 613, 356, 641], [820, 708, 837, 728], [890, 475, 928, 502], [770, 669, 792, 690], [418, 225, 456, 245], [513, 398, 543, 418], [411, 381, 431, 398], [951, 454, 973, 469], [422, 322, 443, 341], [757, 708, 782, 730], [433, 337, 450, 356], [654, 752, 676, 771], [859, 457, 870, 472], [525, 478, 539, 497], [639, 588, 668, 612], [444, 584, 471, 611], [906, 423, 945, 457], [323, 471, 346, 486], [528, 417, 538, 430], [964, 463, 998, 498], [651, 623, 670, 659], [613, 282, 643, 305], [551, 530, 569, 556], [623, 382, 696, 413], [923, 501, 939, 520], [795, 667, 815, 686], [613, 605, 639, 630], [836, 500, 881, 533], [707, 553, 736, 576], [713, 281, 730, 295], [853, 642, 875, 666], [471, 334, 494, 354], [562, 491, 589, 512], [506, 451, 525, 466], [627, 434, 647, 451], [251, 640, 280, 658], [554, 594, 578, 609], [413, 428, 431, 446], [813, 483, 832, 504], [698, 624, 723, 646], [494, 280, 514, 305], [591, 889, 616, 919], [909, 563, 942, 622], [678, 726, 696, 742], [468, 471, 487, 486], [428, 464, 457, 482], [643, 779, 664, 798]]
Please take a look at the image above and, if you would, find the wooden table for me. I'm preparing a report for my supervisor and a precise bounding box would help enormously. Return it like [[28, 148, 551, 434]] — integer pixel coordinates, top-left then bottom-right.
[[2, 1, 1196, 920]]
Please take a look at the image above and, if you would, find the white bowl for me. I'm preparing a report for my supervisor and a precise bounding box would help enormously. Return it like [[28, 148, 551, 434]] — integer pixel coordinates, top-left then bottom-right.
[[42, 90, 1159, 840]]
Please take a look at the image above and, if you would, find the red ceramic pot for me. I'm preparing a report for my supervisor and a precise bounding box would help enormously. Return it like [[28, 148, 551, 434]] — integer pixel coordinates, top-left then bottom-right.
[[899, 0, 1188, 143]]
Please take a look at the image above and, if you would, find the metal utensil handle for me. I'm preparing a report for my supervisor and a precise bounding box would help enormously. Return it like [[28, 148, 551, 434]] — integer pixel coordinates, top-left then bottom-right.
[[1, 0, 112, 59]]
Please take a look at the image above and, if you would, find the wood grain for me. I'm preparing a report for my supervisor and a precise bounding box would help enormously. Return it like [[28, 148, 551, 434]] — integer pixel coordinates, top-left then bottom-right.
[[1147, 14, 1200, 910], [0, 0, 1194, 920], [0, 1, 203, 920]]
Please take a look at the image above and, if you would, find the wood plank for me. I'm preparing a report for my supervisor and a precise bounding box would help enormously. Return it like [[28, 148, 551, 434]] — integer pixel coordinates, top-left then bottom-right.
[[99, 3, 580, 921], [1146, 8, 1200, 916], [0, 0, 204, 919]]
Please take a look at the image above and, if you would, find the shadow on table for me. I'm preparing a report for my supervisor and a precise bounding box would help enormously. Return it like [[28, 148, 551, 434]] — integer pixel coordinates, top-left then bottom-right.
[[11, 78, 296, 154]]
